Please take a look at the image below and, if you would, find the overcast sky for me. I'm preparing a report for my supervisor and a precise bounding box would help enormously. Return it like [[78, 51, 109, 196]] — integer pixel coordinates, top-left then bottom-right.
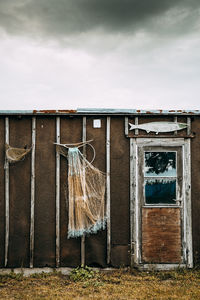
[[0, 0, 200, 110]]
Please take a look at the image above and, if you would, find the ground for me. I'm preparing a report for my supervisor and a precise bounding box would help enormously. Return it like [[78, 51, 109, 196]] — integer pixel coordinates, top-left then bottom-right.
[[0, 268, 200, 299]]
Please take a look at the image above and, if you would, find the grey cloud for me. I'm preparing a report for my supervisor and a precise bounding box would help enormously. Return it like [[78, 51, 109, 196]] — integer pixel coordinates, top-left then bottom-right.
[[0, 0, 199, 38]]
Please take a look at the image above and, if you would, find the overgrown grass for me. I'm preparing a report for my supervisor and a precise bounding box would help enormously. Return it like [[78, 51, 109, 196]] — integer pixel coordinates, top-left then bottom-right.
[[0, 268, 200, 299]]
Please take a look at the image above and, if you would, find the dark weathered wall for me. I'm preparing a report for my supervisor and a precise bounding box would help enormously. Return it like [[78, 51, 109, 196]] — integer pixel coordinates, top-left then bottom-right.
[[60, 117, 82, 267], [0, 114, 199, 268], [0, 118, 5, 267], [110, 117, 130, 267], [191, 116, 200, 264], [8, 117, 31, 267]]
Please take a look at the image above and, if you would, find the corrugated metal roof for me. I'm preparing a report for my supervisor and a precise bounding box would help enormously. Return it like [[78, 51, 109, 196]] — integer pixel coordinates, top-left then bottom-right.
[[0, 109, 199, 115]]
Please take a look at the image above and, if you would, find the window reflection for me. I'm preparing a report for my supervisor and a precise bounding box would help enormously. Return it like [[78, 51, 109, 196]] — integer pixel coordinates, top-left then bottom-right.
[[145, 179, 176, 204], [145, 152, 176, 177]]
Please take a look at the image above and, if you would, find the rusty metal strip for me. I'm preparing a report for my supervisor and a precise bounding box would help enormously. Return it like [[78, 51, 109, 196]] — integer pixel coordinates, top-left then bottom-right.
[[81, 116, 87, 266], [106, 117, 111, 265], [30, 117, 36, 268], [4, 117, 9, 267], [56, 117, 61, 267]]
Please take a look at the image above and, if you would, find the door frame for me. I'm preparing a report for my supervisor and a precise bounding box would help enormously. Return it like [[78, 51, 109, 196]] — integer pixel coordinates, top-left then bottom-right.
[[130, 138, 193, 270]]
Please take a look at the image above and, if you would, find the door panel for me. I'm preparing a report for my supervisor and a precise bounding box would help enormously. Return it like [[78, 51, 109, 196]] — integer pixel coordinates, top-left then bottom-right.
[[142, 208, 181, 263], [138, 146, 183, 265]]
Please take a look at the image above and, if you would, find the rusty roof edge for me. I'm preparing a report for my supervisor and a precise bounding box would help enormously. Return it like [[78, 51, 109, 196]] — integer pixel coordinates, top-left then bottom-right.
[[0, 108, 200, 115]]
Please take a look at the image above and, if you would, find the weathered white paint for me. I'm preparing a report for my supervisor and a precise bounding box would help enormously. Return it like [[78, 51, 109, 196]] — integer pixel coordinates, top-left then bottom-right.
[[139, 264, 186, 271], [132, 138, 193, 269], [125, 117, 129, 136], [136, 138, 185, 146], [129, 122, 187, 134], [129, 138, 135, 266], [30, 117, 36, 268], [187, 117, 191, 135], [4, 117, 9, 267], [174, 117, 178, 135], [81, 116, 87, 266], [106, 116, 111, 265], [134, 117, 139, 135], [56, 117, 60, 268], [183, 138, 193, 267]]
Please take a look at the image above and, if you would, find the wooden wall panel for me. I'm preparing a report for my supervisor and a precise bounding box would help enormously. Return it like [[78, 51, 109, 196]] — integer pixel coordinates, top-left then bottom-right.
[[34, 117, 56, 267], [85, 117, 107, 267], [60, 117, 82, 267], [0, 118, 5, 267], [191, 116, 200, 264], [8, 117, 31, 267], [142, 208, 182, 263], [110, 117, 130, 266]]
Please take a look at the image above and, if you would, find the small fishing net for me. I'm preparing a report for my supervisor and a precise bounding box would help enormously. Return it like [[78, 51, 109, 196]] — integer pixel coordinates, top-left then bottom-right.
[[5, 143, 31, 164], [56, 142, 106, 238]]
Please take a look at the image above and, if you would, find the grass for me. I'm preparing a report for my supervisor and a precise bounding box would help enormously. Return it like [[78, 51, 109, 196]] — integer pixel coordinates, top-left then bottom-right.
[[0, 268, 200, 299]]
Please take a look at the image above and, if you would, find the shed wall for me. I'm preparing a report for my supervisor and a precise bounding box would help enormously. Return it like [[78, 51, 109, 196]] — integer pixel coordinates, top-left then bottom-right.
[[0, 114, 199, 268]]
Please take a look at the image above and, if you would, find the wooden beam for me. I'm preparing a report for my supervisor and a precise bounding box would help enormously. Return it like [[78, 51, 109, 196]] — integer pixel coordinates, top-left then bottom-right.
[[81, 116, 87, 266], [56, 117, 61, 267], [125, 117, 129, 136], [30, 117, 36, 268], [4, 117, 9, 267], [106, 117, 111, 265]]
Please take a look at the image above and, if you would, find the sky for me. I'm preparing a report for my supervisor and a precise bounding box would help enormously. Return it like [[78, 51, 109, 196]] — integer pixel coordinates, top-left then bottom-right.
[[0, 0, 200, 110]]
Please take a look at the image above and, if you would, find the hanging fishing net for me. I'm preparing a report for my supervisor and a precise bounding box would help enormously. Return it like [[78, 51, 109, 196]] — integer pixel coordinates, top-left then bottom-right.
[[56, 141, 106, 238], [5, 143, 31, 164]]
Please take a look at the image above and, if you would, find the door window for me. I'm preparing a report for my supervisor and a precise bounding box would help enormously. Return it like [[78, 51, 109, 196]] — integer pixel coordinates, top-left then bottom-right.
[[144, 151, 177, 204]]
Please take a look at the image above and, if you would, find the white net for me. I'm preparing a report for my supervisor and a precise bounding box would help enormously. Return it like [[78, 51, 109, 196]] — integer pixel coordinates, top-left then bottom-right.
[[5, 143, 31, 164], [56, 143, 106, 238]]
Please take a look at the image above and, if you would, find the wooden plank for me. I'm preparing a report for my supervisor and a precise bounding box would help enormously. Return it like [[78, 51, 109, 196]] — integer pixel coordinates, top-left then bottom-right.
[[56, 117, 60, 267], [125, 117, 129, 136], [184, 138, 193, 267], [106, 117, 111, 265], [81, 116, 86, 266], [0, 118, 5, 267], [174, 117, 177, 135], [142, 208, 182, 263], [30, 117, 36, 268], [130, 138, 134, 266], [187, 117, 191, 135], [34, 117, 56, 267], [9, 117, 31, 267], [4, 117, 9, 267], [135, 117, 139, 135], [128, 134, 194, 139], [60, 117, 81, 267]]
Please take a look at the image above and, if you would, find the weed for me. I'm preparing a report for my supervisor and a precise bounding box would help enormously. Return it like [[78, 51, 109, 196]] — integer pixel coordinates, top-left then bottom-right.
[[69, 265, 98, 282]]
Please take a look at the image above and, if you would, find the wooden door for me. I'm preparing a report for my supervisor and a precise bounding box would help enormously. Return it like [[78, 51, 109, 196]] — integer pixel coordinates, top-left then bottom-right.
[[130, 138, 192, 269], [139, 146, 183, 264]]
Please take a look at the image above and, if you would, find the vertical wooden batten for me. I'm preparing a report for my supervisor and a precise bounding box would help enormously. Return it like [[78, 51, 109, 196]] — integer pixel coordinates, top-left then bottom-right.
[[81, 116, 87, 266], [106, 117, 111, 265], [30, 117, 36, 268], [56, 117, 61, 267], [185, 117, 193, 267], [4, 117, 9, 267]]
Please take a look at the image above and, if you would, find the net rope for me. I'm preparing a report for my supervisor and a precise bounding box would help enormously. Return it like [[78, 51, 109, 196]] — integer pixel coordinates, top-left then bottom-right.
[[56, 142, 106, 238], [5, 143, 31, 164]]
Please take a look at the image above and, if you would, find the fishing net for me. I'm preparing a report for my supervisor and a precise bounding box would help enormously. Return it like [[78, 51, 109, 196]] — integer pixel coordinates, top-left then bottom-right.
[[56, 142, 106, 238], [5, 143, 31, 164]]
